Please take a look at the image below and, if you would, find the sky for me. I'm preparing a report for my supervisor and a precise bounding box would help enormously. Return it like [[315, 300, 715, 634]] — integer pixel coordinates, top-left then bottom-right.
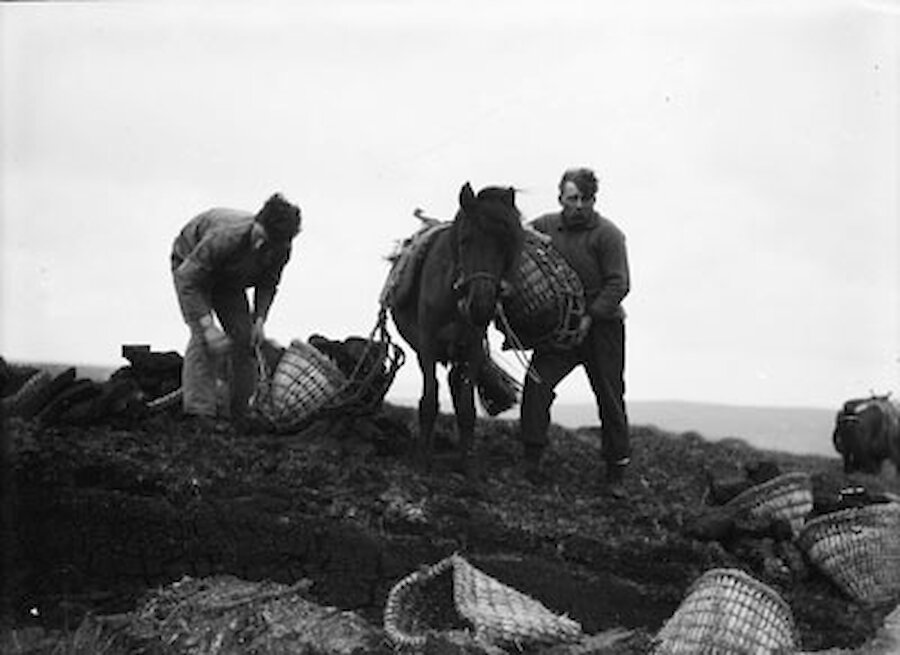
[[1, 0, 898, 410]]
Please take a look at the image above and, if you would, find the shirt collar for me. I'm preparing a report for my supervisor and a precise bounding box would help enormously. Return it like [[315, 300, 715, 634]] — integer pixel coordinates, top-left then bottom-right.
[[560, 210, 600, 231]]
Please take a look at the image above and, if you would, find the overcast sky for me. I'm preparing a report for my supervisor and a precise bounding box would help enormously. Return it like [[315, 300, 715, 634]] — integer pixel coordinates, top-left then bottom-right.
[[2, 0, 897, 410]]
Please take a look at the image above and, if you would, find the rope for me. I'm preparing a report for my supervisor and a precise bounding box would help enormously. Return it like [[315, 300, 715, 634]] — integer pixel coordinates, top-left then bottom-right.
[[495, 301, 542, 385], [320, 304, 405, 415]]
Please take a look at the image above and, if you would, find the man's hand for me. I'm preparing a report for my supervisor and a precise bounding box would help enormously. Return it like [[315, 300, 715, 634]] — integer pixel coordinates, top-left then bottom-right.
[[250, 317, 266, 348], [198, 315, 233, 355], [203, 325, 233, 355], [575, 314, 592, 345]]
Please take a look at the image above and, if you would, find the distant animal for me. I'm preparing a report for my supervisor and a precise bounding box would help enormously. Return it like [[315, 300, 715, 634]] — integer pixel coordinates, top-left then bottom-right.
[[388, 182, 524, 475], [833, 394, 900, 475]]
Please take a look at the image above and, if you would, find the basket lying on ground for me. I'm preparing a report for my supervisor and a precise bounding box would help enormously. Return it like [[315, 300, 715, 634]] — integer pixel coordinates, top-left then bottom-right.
[[252, 340, 348, 432], [316, 319, 405, 419], [798, 502, 900, 606], [724, 471, 813, 537], [253, 319, 404, 433], [653, 568, 799, 654], [498, 229, 585, 351], [383, 554, 582, 650]]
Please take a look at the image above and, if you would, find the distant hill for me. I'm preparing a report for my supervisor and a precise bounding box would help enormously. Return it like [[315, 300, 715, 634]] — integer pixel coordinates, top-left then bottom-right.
[[389, 395, 840, 458], [9, 362, 840, 459], [551, 400, 838, 458]]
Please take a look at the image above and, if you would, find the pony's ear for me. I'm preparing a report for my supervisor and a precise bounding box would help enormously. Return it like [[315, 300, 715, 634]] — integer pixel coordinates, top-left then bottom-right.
[[459, 182, 476, 210]]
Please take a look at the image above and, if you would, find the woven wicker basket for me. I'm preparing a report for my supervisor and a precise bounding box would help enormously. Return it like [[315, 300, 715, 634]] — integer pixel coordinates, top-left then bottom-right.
[[653, 568, 799, 654], [317, 320, 405, 419], [724, 472, 813, 537], [798, 502, 900, 606], [499, 230, 585, 351], [252, 340, 347, 433], [383, 554, 582, 649]]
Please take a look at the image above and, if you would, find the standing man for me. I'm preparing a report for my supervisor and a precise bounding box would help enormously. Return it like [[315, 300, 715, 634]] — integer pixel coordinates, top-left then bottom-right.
[[171, 193, 302, 427], [520, 168, 631, 497]]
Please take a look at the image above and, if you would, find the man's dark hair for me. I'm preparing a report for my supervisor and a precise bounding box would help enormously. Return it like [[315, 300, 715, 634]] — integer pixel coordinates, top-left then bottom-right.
[[257, 193, 301, 243], [559, 167, 599, 199]]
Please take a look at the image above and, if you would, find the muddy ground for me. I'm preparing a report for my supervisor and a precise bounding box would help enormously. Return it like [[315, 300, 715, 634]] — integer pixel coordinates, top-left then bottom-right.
[[2, 401, 900, 653]]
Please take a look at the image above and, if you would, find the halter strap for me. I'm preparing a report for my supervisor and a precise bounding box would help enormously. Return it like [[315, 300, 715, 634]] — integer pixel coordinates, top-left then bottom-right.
[[453, 270, 501, 293]]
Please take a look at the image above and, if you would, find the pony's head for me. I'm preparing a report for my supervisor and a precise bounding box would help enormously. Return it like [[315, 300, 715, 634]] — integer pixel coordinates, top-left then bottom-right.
[[452, 182, 524, 327]]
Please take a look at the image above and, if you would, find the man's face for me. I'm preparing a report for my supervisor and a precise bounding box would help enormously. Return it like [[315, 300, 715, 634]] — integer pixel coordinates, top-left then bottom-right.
[[559, 181, 595, 221]]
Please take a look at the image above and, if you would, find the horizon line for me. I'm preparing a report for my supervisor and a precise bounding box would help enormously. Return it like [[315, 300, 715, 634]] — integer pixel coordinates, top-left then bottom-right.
[[4, 358, 860, 412]]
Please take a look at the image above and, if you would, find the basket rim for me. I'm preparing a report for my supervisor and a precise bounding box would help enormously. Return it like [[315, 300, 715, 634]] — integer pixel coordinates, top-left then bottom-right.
[[798, 501, 900, 552], [383, 556, 457, 648], [799, 501, 900, 538], [725, 471, 812, 509]]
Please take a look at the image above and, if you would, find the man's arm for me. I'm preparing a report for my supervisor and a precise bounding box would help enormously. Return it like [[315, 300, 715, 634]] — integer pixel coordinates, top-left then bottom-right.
[[588, 228, 630, 320], [252, 245, 292, 322]]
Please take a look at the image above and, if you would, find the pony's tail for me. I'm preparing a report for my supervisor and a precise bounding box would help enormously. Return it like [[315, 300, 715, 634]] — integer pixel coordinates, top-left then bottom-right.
[[476, 354, 520, 417]]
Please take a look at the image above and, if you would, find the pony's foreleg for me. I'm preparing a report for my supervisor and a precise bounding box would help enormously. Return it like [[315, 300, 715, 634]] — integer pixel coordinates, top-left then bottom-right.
[[417, 354, 439, 469], [449, 363, 477, 477]]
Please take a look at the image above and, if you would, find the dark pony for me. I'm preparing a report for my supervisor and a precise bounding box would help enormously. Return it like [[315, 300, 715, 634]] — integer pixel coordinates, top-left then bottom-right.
[[833, 394, 900, 475], [389, 182, 524, 474]]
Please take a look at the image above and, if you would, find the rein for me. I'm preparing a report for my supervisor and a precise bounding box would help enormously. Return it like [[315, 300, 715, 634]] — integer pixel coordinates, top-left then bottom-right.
[[449, 214, 504, 324], [495, 301, 543, 385]]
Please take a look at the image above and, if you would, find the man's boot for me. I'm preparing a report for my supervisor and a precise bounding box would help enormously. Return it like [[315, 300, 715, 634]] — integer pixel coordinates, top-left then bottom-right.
[[606, 462, 628, 499]]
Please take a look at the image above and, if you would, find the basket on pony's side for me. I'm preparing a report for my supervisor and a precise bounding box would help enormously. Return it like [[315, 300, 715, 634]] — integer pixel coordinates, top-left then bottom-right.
[[653, 568, 799, 654], [497, 229, 586, 351], [797, 501, 900, 606], [252, 311, 405, 433], [724, 471, 814, 538], [383, 554, 582, 650]]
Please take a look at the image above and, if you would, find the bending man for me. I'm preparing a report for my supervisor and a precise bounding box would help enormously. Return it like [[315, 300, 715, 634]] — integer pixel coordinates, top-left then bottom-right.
[[171, 193, 302, 425]]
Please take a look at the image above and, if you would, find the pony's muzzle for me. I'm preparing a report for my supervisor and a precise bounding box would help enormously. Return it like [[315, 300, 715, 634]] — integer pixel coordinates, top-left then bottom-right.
[[464, 277, 500, 327]]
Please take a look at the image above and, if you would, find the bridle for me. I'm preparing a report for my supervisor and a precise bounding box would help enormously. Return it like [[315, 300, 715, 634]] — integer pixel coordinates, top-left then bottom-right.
[[450, 212, 506, 325], [453, 270, 501, 293]]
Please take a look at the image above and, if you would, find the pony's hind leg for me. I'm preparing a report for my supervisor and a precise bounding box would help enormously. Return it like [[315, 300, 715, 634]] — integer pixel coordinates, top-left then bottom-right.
[[449, 363, 478, 478]]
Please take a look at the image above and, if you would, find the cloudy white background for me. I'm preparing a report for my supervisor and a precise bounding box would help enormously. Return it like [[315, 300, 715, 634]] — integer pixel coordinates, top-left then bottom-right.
[[2, 0, 897, 410]]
